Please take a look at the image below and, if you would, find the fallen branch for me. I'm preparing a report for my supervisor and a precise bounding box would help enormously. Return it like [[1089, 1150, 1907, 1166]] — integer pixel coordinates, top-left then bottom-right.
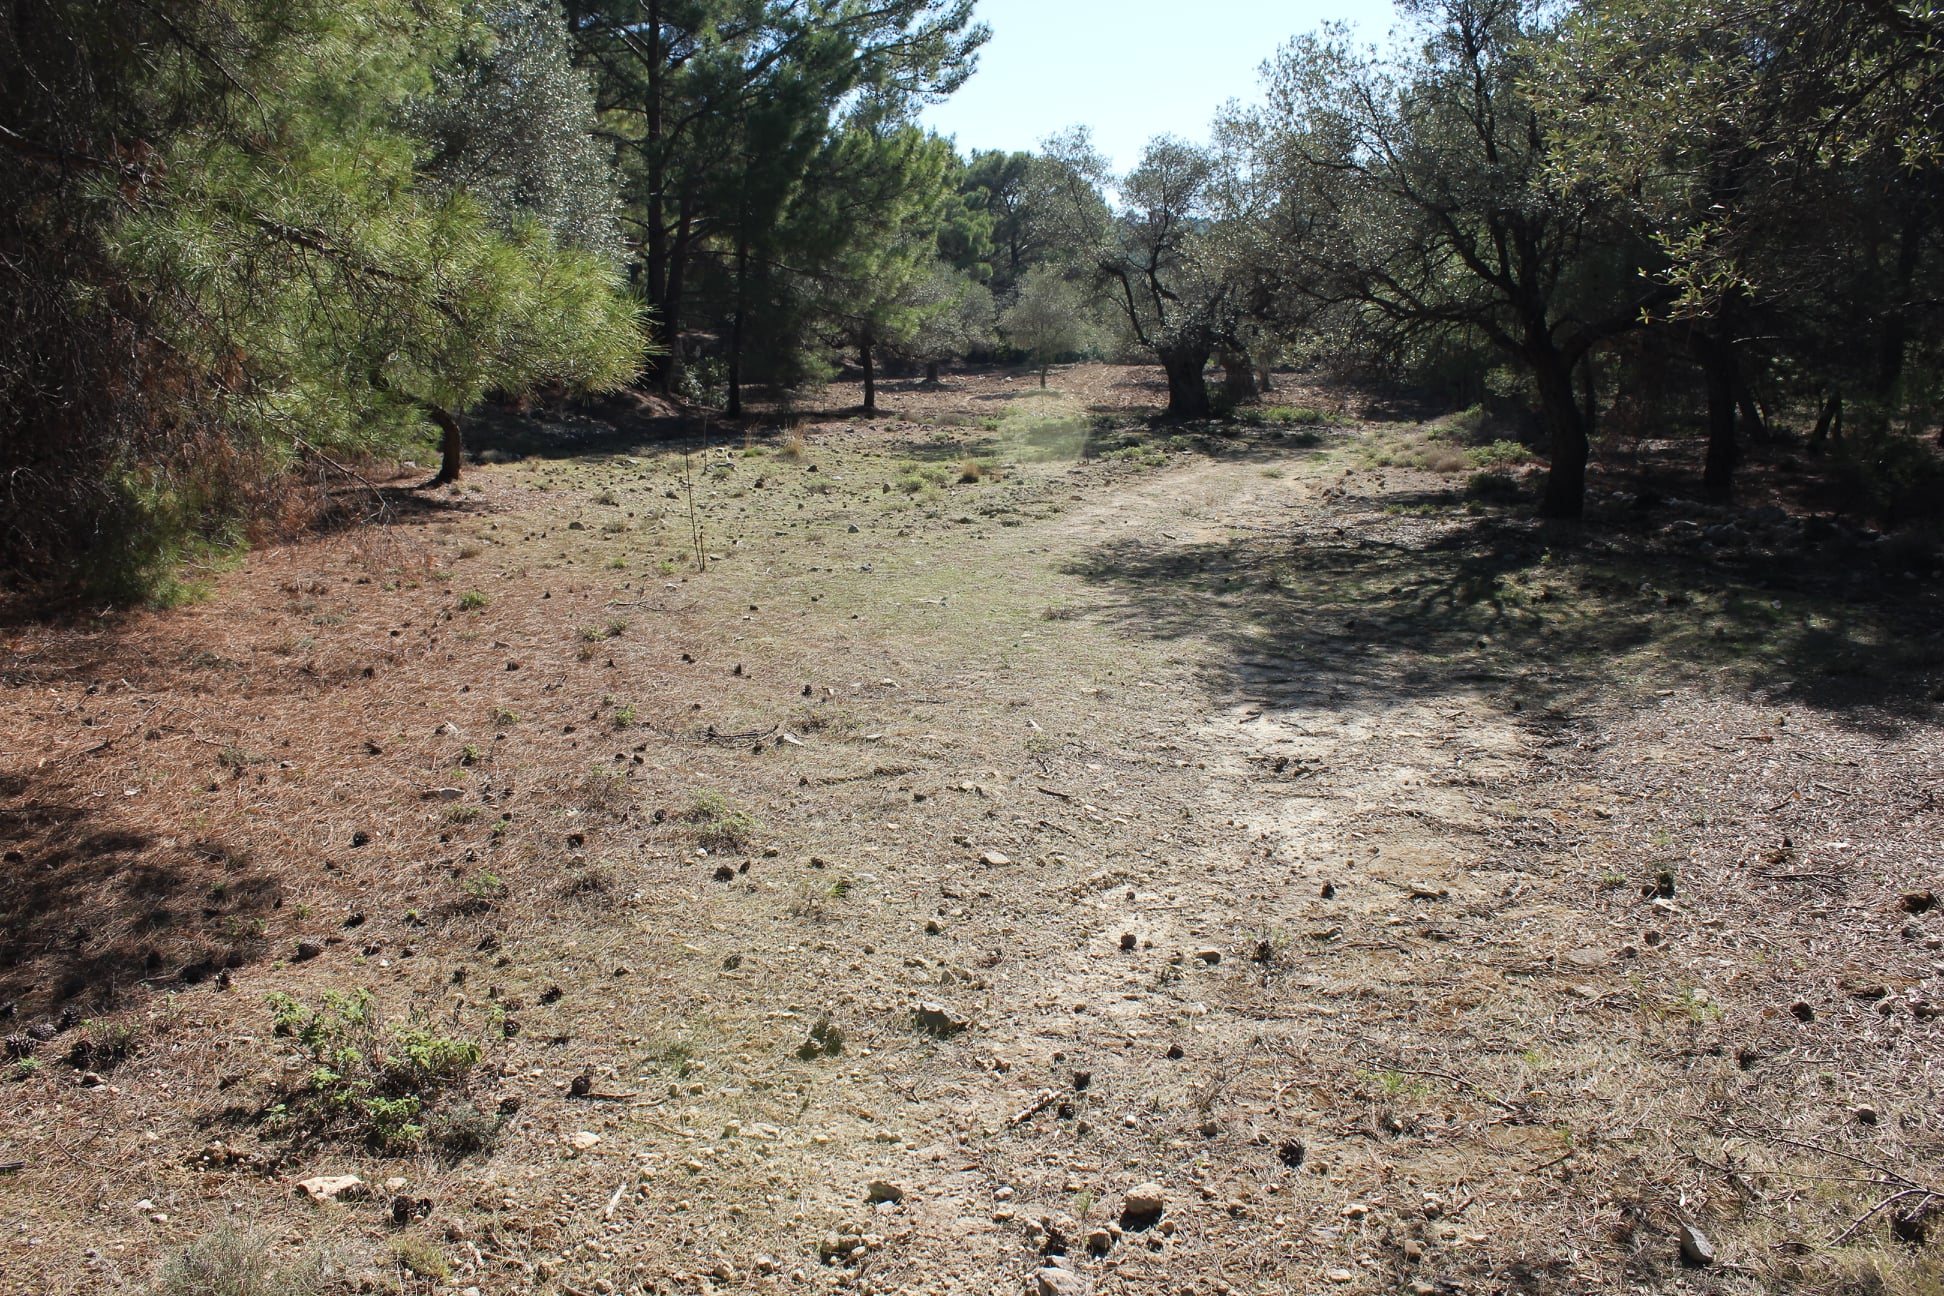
[[292, 436, 392, 511], [1714, 1122, 1936, 1191], [1009, 1089, 1057, 1127]]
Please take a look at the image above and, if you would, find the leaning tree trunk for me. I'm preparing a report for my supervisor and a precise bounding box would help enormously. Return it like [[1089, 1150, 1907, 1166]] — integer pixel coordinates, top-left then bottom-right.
[[924, 360, 940, 387], [430, 407, 463, 486], [1736, 377, 1768, 440], [1159, 348, 1212, 419], [1698, 334, 1740, 499], [1808, 392, 1842, 453], [1533, 352, 1589, 520]]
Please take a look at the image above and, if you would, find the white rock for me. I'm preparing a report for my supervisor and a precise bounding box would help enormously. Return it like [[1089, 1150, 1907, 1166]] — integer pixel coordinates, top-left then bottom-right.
[[295, 1175, 364, 1202]]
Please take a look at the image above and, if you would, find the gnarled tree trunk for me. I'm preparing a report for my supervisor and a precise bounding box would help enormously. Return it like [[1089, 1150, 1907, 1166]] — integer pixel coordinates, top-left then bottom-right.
[[1159, 348, 1212, 419]]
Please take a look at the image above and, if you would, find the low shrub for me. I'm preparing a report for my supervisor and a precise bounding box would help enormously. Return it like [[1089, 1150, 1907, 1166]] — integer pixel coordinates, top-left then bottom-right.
[[263, 990, 490, 1153], [682, 790, 760, 852]]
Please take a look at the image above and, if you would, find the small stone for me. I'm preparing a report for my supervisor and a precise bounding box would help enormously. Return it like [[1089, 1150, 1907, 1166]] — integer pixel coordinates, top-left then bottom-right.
[[1679, 1223, 1717, 1267], [295, 1175, 365, 1202], [1072, 1070, 1092, 1091], [1855, 1105, 1880, 1126], [1341, 1203, 1369, 1219], [1193, 947, 1222, 965], [914, 1002, 970, 1037], [1034, 1268, 1089, 1296], [1327, 1269, 1354, 1284], [568, 1131, 602, 1151], [1120, 1183, 1166, 1231], [1402, 1239, 1424, 1262], [1119, 933, 1137, 951], [980, 851, 1011, 867], [1900, 891, 1936, 914], [865, 1181, 904, 1205], [1789, 1000, 1816, 1023], [293, 940, 324, 962]]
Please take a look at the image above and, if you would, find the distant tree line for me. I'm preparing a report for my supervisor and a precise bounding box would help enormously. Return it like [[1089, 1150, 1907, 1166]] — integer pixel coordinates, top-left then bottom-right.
[[3, 0, 1939, 597]]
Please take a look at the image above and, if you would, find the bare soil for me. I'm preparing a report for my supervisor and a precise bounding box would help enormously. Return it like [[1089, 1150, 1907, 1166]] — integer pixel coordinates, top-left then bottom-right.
[[2, 364, 1942, 1296]]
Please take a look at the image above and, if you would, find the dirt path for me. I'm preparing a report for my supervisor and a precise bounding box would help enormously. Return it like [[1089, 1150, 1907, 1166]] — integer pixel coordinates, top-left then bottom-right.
[[3, 369, 1941, 1296]]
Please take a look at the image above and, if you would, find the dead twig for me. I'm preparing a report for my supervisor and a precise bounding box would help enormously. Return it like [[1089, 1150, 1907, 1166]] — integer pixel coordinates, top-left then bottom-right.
[[1366, 1060, 1524, 1114], [1714, 1122, 1934, 1190], [1829, 1189, 1938, 1247]]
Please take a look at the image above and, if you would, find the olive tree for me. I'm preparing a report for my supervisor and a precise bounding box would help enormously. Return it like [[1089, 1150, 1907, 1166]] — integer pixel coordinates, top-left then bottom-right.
[[1238, 0, 1662, 517], [1000, 267, 1091, 387]]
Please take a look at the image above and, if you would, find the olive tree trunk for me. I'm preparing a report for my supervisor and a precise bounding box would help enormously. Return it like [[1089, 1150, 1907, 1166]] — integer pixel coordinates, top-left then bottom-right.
[[1159, 348, 1212, 419]]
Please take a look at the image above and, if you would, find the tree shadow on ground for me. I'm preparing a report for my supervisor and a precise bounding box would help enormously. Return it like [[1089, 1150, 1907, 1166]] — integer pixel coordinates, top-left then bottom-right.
[[302, 481, 485, 540], [1063, 489, 1944, 732], [0, 791, 278, 1024], [462, 396, 727, 465]]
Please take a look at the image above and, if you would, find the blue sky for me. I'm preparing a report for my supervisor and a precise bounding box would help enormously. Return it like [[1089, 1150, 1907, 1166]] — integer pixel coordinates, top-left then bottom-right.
[[921, 0, 1399, 174]]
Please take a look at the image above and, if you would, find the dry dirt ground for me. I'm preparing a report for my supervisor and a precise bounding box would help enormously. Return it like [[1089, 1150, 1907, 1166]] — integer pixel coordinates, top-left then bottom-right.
[[2, 365, 1942, 1296]]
